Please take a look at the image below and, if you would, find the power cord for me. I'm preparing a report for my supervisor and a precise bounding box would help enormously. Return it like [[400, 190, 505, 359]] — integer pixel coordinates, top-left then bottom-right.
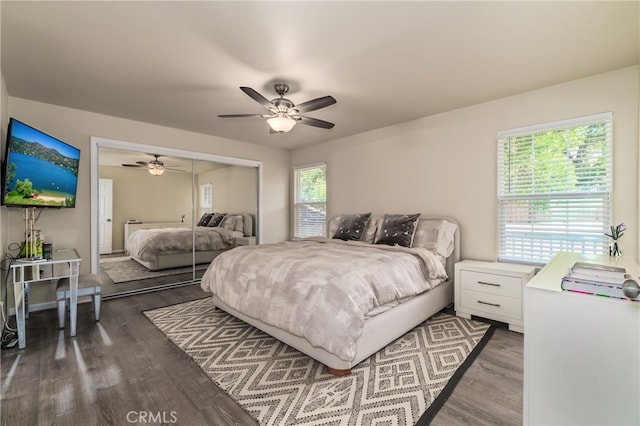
[[1, 244, 21, 348], [1, 328, 17, 348]]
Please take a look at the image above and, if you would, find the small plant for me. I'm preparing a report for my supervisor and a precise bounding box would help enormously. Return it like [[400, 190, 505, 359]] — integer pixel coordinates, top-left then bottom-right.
[[605, 223, 626, 241], [605, 222, 626, 256]]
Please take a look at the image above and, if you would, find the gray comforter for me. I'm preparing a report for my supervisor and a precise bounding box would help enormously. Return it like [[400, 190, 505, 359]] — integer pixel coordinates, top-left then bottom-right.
[[200, 237, 447, 361], [126, 227, 240, 262]]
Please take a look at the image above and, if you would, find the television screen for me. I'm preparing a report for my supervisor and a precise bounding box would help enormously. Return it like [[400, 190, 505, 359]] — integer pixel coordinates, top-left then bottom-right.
[[2, 118, 80, 208]]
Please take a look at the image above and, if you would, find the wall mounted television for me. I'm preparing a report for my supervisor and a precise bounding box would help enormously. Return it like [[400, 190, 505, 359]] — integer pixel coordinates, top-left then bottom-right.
[[2, 118, 80, 208]]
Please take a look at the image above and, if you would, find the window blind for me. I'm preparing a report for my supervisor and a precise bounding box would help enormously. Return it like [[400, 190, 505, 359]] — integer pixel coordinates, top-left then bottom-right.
[[497, 113, 612, 264], [294, 163, 327, 238]]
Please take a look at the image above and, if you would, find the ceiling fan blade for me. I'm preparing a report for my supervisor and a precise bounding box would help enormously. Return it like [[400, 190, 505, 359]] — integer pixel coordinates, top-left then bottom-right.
[[122, 163, 145, 168], [218, 114, 272, 118], [136, 161, 150, 166], [297, 116, 335, 129], [240, 87, 274, 109], [293, 96, 337, 113]]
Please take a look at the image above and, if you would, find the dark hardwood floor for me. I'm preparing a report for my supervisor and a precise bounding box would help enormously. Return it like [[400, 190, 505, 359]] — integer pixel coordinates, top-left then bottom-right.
[[1, 285, 523, 425]]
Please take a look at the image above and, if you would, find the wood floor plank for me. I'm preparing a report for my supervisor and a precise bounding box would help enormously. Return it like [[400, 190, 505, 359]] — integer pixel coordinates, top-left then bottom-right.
[[2, 285, 522, 425]]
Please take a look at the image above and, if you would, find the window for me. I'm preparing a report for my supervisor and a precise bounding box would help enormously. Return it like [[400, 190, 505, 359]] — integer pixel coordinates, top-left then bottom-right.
[[497, 113, 612, 264], [294, 163, 326, 238], [198, 183, 212, 218]]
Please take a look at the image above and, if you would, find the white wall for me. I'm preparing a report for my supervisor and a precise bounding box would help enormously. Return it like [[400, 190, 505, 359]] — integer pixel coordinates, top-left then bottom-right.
[[3, 98, 290, 308], [99, 164, 194, 251], [292, 66, 639, 262], [197, 165, 257, 216]]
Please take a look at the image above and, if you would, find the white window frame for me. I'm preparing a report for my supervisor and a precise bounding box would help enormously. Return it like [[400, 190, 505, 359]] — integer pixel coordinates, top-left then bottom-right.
[[497, 112, 613, 265], [293, 162, 327, 239], [198, 183, 212, 218]]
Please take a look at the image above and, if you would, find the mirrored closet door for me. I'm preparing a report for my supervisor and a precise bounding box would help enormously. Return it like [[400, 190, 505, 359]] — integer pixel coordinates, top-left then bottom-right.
[[91, 138, 260, 298]]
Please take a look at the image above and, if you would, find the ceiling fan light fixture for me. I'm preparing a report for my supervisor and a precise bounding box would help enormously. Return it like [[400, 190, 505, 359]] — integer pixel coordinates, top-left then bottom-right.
[[148, 164, 165, 176], [267, 113, 296, 133]]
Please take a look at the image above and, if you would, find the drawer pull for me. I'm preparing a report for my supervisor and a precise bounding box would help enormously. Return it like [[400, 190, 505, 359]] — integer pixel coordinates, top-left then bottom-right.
[[477, 300, 501, 308], [477, 281, 501, 287]]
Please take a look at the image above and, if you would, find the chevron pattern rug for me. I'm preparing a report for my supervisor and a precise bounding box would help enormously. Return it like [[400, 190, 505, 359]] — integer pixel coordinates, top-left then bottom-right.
[[144, 298, 493, 425]]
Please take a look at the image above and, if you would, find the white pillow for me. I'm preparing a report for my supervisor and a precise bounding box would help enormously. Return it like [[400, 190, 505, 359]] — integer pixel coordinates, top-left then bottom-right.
[[219, 215, 236, 231], [412, 219, 457, 257]]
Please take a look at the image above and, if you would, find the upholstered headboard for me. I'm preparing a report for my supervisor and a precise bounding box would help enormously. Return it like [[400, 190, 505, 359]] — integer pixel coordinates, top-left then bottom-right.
[[231, 213, 255, 237]]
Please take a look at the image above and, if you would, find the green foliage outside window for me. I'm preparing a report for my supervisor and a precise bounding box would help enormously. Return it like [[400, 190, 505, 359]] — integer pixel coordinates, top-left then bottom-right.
[[297, 166, 326, 203], [502, 123, 608, 196]]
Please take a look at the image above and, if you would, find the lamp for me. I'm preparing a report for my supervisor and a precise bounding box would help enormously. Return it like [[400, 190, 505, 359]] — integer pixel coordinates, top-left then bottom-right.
[[267, 113, 296, 133], [148, 164, 165, 176]]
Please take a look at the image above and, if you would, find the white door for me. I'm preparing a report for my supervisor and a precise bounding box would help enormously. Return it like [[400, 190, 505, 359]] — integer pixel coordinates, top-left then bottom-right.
[[99, 179, 113, 255]]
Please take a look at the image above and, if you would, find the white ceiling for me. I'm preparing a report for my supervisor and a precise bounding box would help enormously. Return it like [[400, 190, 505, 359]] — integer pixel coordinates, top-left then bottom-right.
[[2, 1, 638, 150]]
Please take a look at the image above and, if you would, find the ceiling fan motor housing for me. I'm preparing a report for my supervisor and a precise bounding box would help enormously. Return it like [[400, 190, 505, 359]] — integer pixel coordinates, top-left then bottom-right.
[[271, 97, 295, 113]]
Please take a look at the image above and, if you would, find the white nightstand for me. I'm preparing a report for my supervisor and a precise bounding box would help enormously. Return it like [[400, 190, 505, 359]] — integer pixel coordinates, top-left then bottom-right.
[[454, 260, 535, 333], [235, 236, 256, 246]]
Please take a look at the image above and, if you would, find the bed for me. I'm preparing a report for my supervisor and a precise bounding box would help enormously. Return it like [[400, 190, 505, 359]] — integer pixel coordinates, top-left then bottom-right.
[[125, 213, 255, 271], [200, 213, 459, 375]]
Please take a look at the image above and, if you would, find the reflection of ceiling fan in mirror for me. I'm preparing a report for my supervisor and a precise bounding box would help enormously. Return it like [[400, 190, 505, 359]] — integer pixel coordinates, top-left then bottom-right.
[[121, 154, 184, 176], [219, 84, 336, 133]]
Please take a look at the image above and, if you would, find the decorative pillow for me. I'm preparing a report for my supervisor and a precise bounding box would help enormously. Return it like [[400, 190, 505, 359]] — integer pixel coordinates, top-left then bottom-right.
[[207, 213, 226, 227], [412, 219, 457, 257], [362, 215, 381, 243], [374, 213, 421, 247], [327, 215, 345, 238], [197, 213, 214, 227], [232, 215, 244, 233], [219, 214, 236, 231], [332, 213, 372, 241]]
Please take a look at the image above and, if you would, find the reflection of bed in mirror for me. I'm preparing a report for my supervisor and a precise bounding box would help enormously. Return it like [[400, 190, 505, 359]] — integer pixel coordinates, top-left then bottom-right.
[[125, 213, 255, 271]]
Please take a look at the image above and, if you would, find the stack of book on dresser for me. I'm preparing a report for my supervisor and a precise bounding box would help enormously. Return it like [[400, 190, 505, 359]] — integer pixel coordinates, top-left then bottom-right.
[[561, 262, 630, 300]]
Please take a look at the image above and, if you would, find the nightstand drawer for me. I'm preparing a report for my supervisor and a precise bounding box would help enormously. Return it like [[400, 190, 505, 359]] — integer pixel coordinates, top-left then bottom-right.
[[460, 289, 522, 321], [460, 270, 522, 298]]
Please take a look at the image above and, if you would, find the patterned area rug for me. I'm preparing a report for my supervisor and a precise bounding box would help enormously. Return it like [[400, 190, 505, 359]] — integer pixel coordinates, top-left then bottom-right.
[[144, 298, 494, 425], [100, 256, 208, 283]]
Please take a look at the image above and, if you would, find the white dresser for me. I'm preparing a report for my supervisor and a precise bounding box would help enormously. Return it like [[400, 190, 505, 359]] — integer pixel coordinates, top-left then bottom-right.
[[523, 252, 639, 425], [454, 260, 535, 333]]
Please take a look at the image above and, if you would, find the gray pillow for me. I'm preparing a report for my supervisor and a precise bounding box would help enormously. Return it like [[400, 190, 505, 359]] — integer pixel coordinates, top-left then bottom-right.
[[207, 213, 226, 227], [374, 213, 421, 247], [332, 213, 372, 241], [219, 214, 236, 231]]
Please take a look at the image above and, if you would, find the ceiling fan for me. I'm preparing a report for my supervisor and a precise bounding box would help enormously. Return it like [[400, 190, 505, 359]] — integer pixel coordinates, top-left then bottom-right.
[[219, 84, 336, 133], [121, 154, 183, 176]]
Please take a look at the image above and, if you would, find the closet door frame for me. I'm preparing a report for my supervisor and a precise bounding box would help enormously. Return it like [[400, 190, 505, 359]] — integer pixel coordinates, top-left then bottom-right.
[[89, 136, 262, 289]]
